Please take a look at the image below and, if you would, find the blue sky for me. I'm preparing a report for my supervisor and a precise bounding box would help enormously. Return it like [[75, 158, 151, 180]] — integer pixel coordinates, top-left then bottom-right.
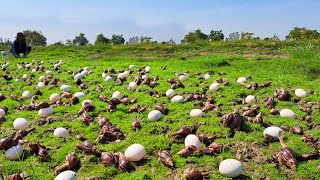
[[0, 0, 319, 44]]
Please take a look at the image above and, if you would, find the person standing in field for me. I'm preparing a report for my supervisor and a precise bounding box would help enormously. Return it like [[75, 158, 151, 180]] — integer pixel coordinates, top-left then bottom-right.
[[10, 32, 31, 58]]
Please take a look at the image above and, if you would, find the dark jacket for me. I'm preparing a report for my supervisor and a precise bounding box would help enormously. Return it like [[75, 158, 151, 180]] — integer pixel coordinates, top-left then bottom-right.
[[10, 39, 28, 57]]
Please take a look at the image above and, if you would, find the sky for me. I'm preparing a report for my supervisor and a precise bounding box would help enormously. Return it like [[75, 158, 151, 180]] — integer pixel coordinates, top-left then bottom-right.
[[0, 0, 319, 44]]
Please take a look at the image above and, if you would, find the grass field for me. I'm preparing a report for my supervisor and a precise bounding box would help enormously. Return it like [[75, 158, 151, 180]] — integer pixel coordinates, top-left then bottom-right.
[[0, 41, 319, 179]]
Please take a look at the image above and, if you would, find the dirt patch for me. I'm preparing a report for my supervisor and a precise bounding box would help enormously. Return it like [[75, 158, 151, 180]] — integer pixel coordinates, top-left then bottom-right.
[[243, 53, 289, 59], [232, 142, 267, 163]]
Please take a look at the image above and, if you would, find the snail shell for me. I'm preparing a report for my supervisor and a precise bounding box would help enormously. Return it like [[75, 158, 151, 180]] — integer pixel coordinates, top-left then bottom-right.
[[158, 150, 174, 167]]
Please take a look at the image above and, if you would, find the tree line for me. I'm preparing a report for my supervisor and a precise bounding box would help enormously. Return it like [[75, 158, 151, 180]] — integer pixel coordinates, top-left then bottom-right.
[[1, 27, 319, 46]]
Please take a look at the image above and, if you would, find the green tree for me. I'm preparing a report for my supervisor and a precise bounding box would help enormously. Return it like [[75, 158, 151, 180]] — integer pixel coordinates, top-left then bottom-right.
[[95, 33, 110, 45], [240, 32, 254, 39], [140, 36, 152, 43], [128, 36, 139, 44], [73, 33, 89, 46], [209, 30, 224, 41], [194, 29, 208, 40], [111, 34, 125, 45], [228, 32, 240, 41], [183, 29, 209, 43], [0, 38, 11, 45], [183, 32, 197, 43], [287, 27, 320, 40], [23, 30, 47, 46]]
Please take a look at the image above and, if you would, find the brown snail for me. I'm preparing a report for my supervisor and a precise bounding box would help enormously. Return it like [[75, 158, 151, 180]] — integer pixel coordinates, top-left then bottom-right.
[[132, 120, 141, 131], [80, 111, 94, 125], [8, 173, 23, 180], [29, 142, 50, 161], [117, 153, 130, 172], [177, 145, 197, 157], [101, 152, 115, 166], [158, 150, 174, 167], [76, 140, 101, 156], [276, 136, 297, 169], [54, 152, 79, 175], [183, 167, 209, 180]]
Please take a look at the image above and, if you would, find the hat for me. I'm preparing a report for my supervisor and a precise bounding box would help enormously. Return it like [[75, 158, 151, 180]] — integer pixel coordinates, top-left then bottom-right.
[[16, 32, 24, 38]]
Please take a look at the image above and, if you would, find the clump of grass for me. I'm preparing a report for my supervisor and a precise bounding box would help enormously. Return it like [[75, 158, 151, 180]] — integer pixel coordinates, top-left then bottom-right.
[[283, 44, 320, 79]]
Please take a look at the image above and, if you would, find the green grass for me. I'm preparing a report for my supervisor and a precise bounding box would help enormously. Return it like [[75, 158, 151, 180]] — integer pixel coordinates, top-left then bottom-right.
[[0, 42, 319, 179]]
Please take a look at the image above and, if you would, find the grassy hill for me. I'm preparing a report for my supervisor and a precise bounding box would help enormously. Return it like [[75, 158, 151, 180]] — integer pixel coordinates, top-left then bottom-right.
[[0, 41, 319, 179]]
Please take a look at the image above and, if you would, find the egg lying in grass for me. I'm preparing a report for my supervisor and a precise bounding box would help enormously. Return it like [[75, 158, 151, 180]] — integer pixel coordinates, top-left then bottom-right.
[[5, 144, 23, 160], [60, 85, 72, 92], [189, 109, 204, 118], [54, 170, 76, 180], [38, 107, 53, 118], [179, 75, 187, 81], [50, 93, 61, 103], [209, 83, 220, 91], [185, 134, 201, 149], [295, 89, 307, 98], [125, 144, 146, 162], [128, 82, 138, 90], [148, 110, 162, 121], [54, 127, 69, 138], [74, 92, 86, 99], [219, 159, 243, 178], [263, 126, 283, 140], [237, 77, 247, 84], [280, 109, 296, 119], [22, 91, 31, 99], [112, 91, 122, 100], [13, 118, 29, 130], [166, 89, 175, 97], [171, 95, 184, 103], [245, 95, 256, 104]]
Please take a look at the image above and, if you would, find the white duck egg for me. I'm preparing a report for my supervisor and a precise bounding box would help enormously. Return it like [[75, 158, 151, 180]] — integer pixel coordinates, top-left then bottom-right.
[[148, 110, 162, 121], [129, 65, 135, 70], [60, 85, 72, 92], [165, 89, 175, 97], [245, 95, 256, 104], [295, 89, 307, 98], [112, 91, 122, 100], [22, 74, 28, 80], [50, 93, 61, 103], [128, 82, 138, 90], [5, 144, 23, 160], [82, 100, 94, 107], [204, 73, 211, 80], [13, 118, 29, 130], [39, 76, 46, 81], [209, 83, 220, 91], [125, 144, 146, 162], [22, 91, 31, 99], [237, 77, 247, 84], [74, 73, 83, 80], [104, 75, 113, 82], [219, 159, 243, 178], [55, 170, 76, 180], [54, 127, 69, 138], [171, 95, 184, 103], [189, 109, 204, 118], [280, 109, 296, 119], [145, 66, 151, 73], [117, 73, 126, 79], [179, 75, 187, 81], [0, 108, 5, 117], [38, 107, 53, 118], [263, 126, 283, 140], [184, 134, 201, 149], [74, 92, 86, 99]]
